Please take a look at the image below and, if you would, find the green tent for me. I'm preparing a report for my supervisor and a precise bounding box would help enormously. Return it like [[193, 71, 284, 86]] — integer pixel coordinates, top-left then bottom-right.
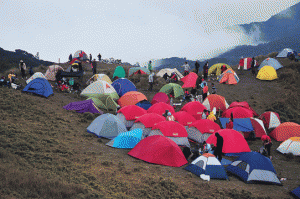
[[113, 66, 126, 79], [208, 63, 232, 76], [128, 67, 150, 76], [87, 95, 119, 111], [159, 83, 184, 98]]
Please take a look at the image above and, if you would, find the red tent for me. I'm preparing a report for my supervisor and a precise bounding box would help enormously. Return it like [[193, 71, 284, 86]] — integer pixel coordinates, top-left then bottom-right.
[[134, 113, 166, 128], [222, 107, 254, 118], [147, 102, 175, 116], [151, 92, 170, 105], [269, 122, 300, 141], [259, 111, 281, 130], [117, 105, 147, 120], [152, 121, 188, 137], [134, 70, 147, 75], [206, 129, 251, 154], [69, 58, 80, 65], [181, 101, 207, 120], [188, 119, 221, 134], [173, 111, 196, 126], [128, 135, 188, 167], [181, 72, 198, 88], [228, 101, 258, 117], [247, 118, 267, 138]]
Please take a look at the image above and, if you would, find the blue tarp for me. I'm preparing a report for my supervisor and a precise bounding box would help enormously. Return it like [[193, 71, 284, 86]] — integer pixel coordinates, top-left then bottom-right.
[[219, 118, 253, 132]]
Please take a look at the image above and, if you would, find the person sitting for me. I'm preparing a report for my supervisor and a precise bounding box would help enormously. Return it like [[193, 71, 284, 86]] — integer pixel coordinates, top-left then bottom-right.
[[72, 82, 81, 93], [261, 135, 272, 160], [166, 111, 175, 121], [203, 141, 213, 154], [184, 89, 191, 102], [207, 111, 216, 122], [57, 81, 70, 93], [8, 71, 16, 83], [163, 73, 170, 81], [170, 72, 178, 82]]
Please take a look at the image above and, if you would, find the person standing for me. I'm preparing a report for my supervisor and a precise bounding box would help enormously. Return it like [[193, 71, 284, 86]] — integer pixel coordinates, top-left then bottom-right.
[[195, 60, 200, 74], [261, 135, 272, 160], [203, 61, 209, 80], [251, 57, 256, 76], [19, 60, 26, 79], [97, 53, 102, 61], [148, 71, 154, 91], [182, 62, 190, 76], [92, 59, 97, 75], [214, 133, 224, 162], [89, 54, 92, 63], [148, 61, 153, 72], [207, 111, 216, 122], [69, 53, 73, 62], [78, 61, 83, 72], [238, 57, 244, 75], [202, 83, 208, 101]]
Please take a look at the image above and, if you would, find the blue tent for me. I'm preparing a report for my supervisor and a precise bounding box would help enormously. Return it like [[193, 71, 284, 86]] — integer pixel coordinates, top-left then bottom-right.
[[292, 186, 300, 198], [111, 78, 137, 97], [277, 48, 297, 58], [258, 58, 284, 70], [22, 78, 53, 98], [87, 113, 127, 139], [219, 118, 254, 132], [135, 100, 152, 110], [106, 128, 143, 148], [226, 152, 281, 185]]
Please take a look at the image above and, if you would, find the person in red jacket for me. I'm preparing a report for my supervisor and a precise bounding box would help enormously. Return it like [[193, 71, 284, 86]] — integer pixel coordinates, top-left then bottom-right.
[[202, 83, 208, 101], [226, 118, 234, 129], [238, 57, 244, 75], [261, 135, 272, 160]]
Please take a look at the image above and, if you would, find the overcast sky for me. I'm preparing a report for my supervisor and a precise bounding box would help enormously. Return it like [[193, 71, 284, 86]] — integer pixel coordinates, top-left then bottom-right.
[[1, 0, 299, 66]]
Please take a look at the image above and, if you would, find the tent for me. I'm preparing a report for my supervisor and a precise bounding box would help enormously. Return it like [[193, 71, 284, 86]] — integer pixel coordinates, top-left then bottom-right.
[[113, 66, 126, 79], [277, 48, 297, 58], [88, 74, 112, 84], [65, 63, 78, 73], [206, 129, 251, 154], [74, 50, 88, 60], [187, 119, 221, 143], [118, 91, 147, 108], [159, 83, 184, 98], [135, 100, 152, 110], [128, 67, 150, 76], [181, 72, 198, 88], [184, 153, 228, 180], [131, 113, 166, 139], [277, 137, 300, 156], [22, 78, 54, 98], [269, 122, 300, 141], [44, 65, 64, 81], [222, 107, 254, 118], [249, 118, 267, 138], [229, 101, 259, 117], [173, 111, 196, 128], [106, 129, 143, 149], [87, 113, 127, 139], [258, 58, 283, 70], [63, 99, 103, 114], [226, 152, 281, 185], [291, 186, 300, 198], [116, 105, 147, 128], [111, 78, 137, 97], [87, 95, 119, 111], [181, 101, 207, 120], [256, 66, 278, 80], [26, 72, 46, 84], [239, 57, 253, 70], [147, 102, 175, 116], [69, 58, 80, 65], [151, 92, 170, 105], [259, 111, 281, 130], [208, 63, 232, 76], [149, 121, 190, 148], [202, 94, 229, 112], [218, 68, 239, 85], [128, 135, 188, 167], [81, 80, 119, 100], [156, 68, 184, 80]]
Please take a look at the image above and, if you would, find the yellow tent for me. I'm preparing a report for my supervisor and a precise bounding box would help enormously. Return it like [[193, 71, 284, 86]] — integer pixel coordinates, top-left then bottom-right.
[[256, 66, 277, 80], [208, 63, 232, 76]]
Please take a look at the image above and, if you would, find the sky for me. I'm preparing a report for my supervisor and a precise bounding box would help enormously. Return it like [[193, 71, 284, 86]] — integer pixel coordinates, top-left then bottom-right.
[[1, 0, 299, 67]]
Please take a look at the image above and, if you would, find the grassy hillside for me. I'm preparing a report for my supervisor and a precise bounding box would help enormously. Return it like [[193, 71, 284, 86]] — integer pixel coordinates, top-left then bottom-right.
[[0, 59, 299, 198]]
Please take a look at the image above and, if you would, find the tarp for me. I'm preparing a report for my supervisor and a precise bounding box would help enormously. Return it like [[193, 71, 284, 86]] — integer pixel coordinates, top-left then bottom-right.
[[291, 186, 300, 198], [151, 92, 170, 105], [258, 58, 283, 70], [22, 78, 53, 98], [118, 91, 147, 107], [181, 72, 198, 88], [147, 102, 175, 116], [81, 80, 119, 100], [128, 67, 150, 76], [181, 101, 207, 120], [113, 66, 126, 79], [26, 72, 46, 84], [159, 83, 184, 98], [111, 78, 137, 96], [63, 99, 103, 114], [208, 63, 232, 76], [106, 129, 143, 149], [256, 66, 278, 80]]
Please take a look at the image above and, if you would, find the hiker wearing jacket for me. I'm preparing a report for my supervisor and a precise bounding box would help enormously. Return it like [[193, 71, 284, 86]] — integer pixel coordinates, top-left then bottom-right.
[[251, 57, 256, 76], [19, 60, 26, 79], [214, 133, 224, 162], [69, 54, 73, 62], [92, 59, 97, 75], [182, 62, 190, 76], [148, 61, 153, 72], [238, 57, 244, 74], [97, 53, 102, 61], [226, 118, 234, 129], [148, 72, 154, 91], [89, 54, 92, 63], [203, 62, 209, 80], [261, 135, 272, 160], [195, 61, 200, 74]]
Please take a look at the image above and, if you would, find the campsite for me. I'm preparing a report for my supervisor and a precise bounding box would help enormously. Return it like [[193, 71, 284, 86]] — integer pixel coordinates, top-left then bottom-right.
[[0, 49, 299, 198]]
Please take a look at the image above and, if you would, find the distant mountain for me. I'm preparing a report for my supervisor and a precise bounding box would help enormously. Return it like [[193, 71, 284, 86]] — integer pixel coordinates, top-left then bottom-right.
[[154, 57, 201, 73], [0, 48, 54, 73]]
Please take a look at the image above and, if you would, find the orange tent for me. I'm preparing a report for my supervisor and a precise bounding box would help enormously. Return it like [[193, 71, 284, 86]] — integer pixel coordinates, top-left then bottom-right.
[[269, 122, 300, 141], [202, 94, 229, 111], [118, 91, 147, 108], [218, 69, 239, 84]]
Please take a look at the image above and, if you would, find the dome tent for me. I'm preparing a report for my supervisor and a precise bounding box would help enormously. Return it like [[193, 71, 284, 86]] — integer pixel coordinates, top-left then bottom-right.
[[88, 74, 112, 84], [151, 92, 170, 105], [277, 48, 297, 58], [156, 68, 184, 80], [187, 119, 221, 143], [116, 105, 147, 128], [44, 65, 64, 81], [22, 78, 54, 98], [256, 66, 278, 81], [208, 63, 232, 76], [111, 78, 137, 97], [63, 99, 103, 114], [259, 111, 281, 130], [128, 67, 150, 76], [173, 111, 196, 129], [106, 129, 143, 149], [87, 95, 119, 112], [81, 80, 119, 100], [147, 102, 175, 116], [118, 91, 147, 108], [269, 122, 300, 141], [159, 83, 184, 98], [277, 137, 300, 156], [258, 58, 283, 70], [181, 101, 207, 120], [113, 66, 126, 79], [202, 94, 229, 112], [74, 50, 88, 60], [26, 72, 46, 84], [218, 68, 239, 85]]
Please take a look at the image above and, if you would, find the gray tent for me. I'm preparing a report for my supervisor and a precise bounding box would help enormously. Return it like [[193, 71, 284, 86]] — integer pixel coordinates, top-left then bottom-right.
[[148, 129, 190, 148]]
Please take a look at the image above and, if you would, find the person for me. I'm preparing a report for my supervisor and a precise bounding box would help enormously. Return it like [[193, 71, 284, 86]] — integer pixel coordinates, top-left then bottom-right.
[[195, 61, 200, 74], [148, 61, 153, 72], [214, 133, 224, 162], [211, 83, 216, 94], [238, 57, 244, 75], [203, 141, 213, 154], [170, 72, 178, 82], [191, 87, 197, 97], [207, 111, 216, 122], [221, 65, 227, 74], [55, 69, 62, 84], [203, 61, 209, 80], [69, 54, 73, 62], [183, 89, 191, 102], [169, 91, 175, 106], [69, 78, 74, 90], [162, 110, 169, 118], [29, 66, 34, 77], [182, 146, 192, 161], [251, 57, 256, 76], [19, 60, 26, 79], [202, 110, 208, 119], [78, 61, 83, 72], [181, 62, 190, 76], [148, 72, 154, 91], [97, 53, 102, 61], [0, 76, 6, 86], [166, 111, 175, 121], [202, 83, 208, 101], [92, 59, 97, 75], [163, 72, 169, 81], [89, 54, 92, 62], [226, 118, 234, 129], [8, 71, 16, 83], [73, 82, 81, 93], [261, 135, 272, 160]]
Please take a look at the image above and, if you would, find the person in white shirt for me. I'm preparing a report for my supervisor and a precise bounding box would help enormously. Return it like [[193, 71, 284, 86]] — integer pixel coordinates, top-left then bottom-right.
[[148, 72, 154, 91], [181, 62, 190, 76]]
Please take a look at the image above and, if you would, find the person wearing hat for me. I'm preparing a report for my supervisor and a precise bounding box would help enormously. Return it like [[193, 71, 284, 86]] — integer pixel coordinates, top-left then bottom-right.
[[19, 60, 26, 79]]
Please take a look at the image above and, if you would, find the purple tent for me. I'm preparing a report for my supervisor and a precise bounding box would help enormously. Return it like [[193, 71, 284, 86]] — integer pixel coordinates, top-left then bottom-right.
[[63, 99, 103, 114]]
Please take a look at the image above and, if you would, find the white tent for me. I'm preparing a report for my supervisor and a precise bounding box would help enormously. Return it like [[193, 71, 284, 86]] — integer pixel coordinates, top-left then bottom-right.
[[156, 68, 184, 79]]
